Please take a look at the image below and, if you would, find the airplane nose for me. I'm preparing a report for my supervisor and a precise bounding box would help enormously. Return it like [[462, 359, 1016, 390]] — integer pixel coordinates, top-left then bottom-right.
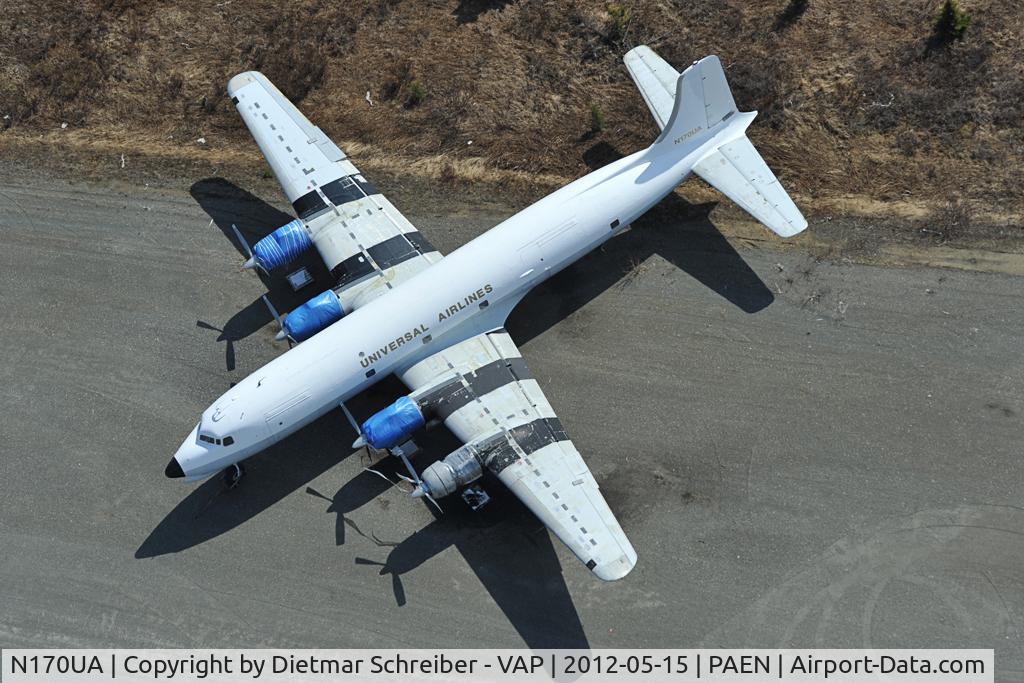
[[164, 456, 185, 478]]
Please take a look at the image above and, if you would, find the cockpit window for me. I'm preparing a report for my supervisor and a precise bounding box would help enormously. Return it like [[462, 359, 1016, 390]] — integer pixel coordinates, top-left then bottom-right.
[[223, 436, 234, 446], [199, 434, 216, 444]]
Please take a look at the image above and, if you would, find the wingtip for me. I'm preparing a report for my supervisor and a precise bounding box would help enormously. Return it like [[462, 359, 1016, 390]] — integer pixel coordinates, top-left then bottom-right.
[[226, 72, 258, 97], [591, 549, 638, 581]]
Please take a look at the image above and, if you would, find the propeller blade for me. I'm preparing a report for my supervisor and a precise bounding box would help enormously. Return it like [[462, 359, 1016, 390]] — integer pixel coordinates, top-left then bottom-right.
[[422, 491, 443, 513], [261, 295, 293, 345], [261, 295, 282, 326], [395, 467, 443, 512], [231, 223, 259, 270], [396, 449, 421, 486], [363, 445, 444, 513]]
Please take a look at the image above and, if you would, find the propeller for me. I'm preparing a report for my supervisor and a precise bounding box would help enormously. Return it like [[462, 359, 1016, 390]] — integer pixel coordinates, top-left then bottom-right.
[[396, 470, 443, 513], [260, 295, 294, 346], [231, 223, 261, 271], [353, 437, 444, 513]]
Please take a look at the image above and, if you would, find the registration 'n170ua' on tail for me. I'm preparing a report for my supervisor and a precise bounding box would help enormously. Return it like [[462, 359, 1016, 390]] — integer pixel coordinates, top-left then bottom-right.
[[167, 47, 807, 581]]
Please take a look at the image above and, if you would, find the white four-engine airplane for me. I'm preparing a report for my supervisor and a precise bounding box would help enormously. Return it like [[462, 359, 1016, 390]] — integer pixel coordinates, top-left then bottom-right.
[[167, 47, 807, 581]]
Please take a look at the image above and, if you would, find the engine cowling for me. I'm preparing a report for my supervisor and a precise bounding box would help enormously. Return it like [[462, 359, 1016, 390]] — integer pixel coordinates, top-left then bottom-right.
[[418, 445, 483, 499], [357, 396, 425, 450], [251, 219, 311, 270], [280, 290, 345, 342]]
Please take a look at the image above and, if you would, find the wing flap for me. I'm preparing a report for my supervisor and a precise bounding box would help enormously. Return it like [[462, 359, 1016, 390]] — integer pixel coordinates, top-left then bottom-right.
[[693, 136, 808, 237]]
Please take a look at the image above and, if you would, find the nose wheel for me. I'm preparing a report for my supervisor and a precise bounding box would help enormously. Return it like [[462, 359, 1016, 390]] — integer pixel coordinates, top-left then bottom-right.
[[221, 463, 244, 490]]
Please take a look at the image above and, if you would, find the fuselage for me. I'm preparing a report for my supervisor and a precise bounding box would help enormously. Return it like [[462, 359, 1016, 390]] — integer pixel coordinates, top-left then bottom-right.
[[169, 120, 746, 481]]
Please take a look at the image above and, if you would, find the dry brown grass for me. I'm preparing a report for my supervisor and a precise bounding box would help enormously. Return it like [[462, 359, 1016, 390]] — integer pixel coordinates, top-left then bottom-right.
[[1, 0, 1022, 221]]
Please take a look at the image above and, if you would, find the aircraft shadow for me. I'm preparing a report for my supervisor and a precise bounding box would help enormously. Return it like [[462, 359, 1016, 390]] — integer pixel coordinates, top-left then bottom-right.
[[507, 142, 773, 343], [136, 377, 407, 558], [328, 429, 590, 649], [196, 297, 273, 372], [189, 178, 336, 317]]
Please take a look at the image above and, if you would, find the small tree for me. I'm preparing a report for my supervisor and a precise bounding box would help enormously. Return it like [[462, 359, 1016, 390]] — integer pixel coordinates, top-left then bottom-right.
[[934, 0, 970, 42]]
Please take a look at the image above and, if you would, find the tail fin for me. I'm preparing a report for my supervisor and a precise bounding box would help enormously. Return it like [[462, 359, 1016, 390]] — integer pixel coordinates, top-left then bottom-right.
[[625, 47, 807, 237], [648, 55, 738, 148]]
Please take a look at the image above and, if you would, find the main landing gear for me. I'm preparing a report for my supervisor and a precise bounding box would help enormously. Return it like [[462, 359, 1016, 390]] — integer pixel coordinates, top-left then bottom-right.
[[221, 463, 244, 490]]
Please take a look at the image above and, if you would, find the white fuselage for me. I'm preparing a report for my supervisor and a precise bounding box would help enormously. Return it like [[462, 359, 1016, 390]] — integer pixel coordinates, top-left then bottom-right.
[[170, 122, 744, 481]]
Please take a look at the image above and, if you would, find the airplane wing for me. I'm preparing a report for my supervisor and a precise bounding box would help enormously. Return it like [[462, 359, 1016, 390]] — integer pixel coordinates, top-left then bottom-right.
[[397, 329, 638, 580], [227, 72, 442, 310]]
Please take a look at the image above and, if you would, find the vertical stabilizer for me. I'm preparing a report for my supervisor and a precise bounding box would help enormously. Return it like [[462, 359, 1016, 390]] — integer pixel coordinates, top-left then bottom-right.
[[654, 56, 737, 149]]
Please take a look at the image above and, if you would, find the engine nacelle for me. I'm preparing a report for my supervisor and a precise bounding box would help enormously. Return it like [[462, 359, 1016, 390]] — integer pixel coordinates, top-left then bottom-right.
[[359, 396, 425, 450], [419, 445, 483, 499], [281, 290, 345, 342], [252, 219, 311, 270]]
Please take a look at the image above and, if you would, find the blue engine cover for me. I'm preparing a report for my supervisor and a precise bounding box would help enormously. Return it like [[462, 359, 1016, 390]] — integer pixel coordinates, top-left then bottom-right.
[[253, 219, 311, 270], [360, 396, 425, 450], [283, 290, 345, 342]]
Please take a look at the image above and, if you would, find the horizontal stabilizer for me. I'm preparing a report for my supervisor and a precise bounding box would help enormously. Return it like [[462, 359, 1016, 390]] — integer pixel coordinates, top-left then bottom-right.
[[623, 45, 679, 131], [693, 136, 807, 237]]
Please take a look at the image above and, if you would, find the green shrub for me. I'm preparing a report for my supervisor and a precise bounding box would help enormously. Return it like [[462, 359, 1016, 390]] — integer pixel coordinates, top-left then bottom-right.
[[934, 0, 970, 42], [405, 81, 426, 108], [589, 102, 605, 133], [605, 3, 631, 44]]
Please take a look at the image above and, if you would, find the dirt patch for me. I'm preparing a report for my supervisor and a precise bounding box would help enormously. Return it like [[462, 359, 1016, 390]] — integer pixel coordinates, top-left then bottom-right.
[[1, 0, 1021, 226]]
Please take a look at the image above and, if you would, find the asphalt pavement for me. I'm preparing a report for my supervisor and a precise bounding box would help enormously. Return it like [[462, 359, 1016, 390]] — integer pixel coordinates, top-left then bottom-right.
[[0, 173, 1020, 678]]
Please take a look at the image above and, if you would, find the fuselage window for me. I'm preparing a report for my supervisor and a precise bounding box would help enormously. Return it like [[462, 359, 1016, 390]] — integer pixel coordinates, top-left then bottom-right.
[[223, 436, 234, 446]]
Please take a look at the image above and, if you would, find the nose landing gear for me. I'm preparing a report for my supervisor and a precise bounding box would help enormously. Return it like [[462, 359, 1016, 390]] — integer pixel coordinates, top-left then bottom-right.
[[221, 463, 244, 490]]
